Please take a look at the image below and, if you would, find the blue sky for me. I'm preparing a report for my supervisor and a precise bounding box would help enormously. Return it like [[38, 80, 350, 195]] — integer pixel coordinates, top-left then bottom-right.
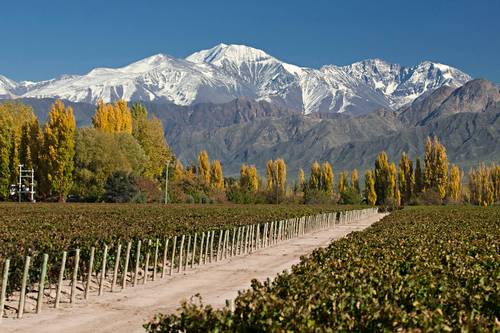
[[1, 0, 498, 82]]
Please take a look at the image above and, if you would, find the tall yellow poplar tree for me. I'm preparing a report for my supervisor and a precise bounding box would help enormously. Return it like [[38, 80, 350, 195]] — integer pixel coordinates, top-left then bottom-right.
[[92, 99, 132, 134], [198, 150, 211, 184], [338, 171, 348, 195], [398, 152, 414, 205], [321, 162, 334, 195], [210, 160, 224, 190], [448, 164, 462, 201], [424, 136, 448, 199], [364, 170, 377, 206], [297, 168, 305, 191], [374, 151, 391, 205], [309, 161, 321, 190], [350, 169, 360, 194], [42, 100, 76, 201]]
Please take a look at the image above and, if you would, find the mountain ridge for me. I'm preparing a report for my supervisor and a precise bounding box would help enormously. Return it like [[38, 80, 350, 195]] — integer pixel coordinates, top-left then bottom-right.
[[0, 44, 472, 115]]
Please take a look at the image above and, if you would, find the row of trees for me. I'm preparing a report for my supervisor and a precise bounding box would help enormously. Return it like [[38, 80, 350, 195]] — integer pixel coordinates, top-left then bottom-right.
[[0, 100, 171, 202], [1, 99, 498, 206]]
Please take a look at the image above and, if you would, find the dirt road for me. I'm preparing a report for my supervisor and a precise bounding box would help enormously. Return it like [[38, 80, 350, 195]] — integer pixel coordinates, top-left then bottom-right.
[[2, 213, 386, 333]]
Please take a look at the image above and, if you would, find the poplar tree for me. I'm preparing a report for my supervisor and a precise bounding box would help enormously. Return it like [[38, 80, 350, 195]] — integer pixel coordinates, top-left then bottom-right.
[[297, 168, 305, 191], [92, 99, 132, 134], [424, 136, 448, 199], [364, 170, 377, 206], [338, 171, 348, 195], [130, 103, 171, 180], [388, 162, 397, 201], [266, 160, 274, 191], [198, 150, 211, 184], [42, 100, 76, 201], [350, 169, 360, 194], [309, 161, 321, 190], [398, 152, 414, 205], [321, 162, 334, 195], [210, 160, 224, 190], [240, 164, 258, 193], [414, 157, 424, 195], [448, 164, 462, 202], [374, 151, 390, 205]]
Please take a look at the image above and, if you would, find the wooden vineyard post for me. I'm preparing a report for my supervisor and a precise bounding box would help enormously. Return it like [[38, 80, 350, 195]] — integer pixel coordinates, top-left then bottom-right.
[[85, 247, 95, 299], [199, 233, 205, 266], [0, 259, 10, 323], [17, 255, 31, 319], [134, 240, 142, 286], [191, 233, 197, 269], [216, 230, 223, 262], [170, 236, 177, 276], [111, 243, 122, 292], [236, 227, 241, 255], [55, 251, 67, 308], [209, 231, 214, 263], [204, 232, 210, 265], [70, 249, 80, 303], [122, 242, 131, 289], [177, 235, 185, 273], [185, 235, 191, 271], [144, 240, 151, 284], [231, 228, 236, 256], [36, 253, 48, 314], [161, 238, 169, 279], [153, 239, 159, 281], [98, 245, 107, 296]]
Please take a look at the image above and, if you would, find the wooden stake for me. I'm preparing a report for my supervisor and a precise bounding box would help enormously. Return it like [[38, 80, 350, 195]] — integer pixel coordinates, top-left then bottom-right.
[[122, 242, 131, 289], [17, 255, 31, 319], [55, 251, 67, 308], [111, 243, 122, 292], [209, 231, 214, 263], [170, 236, 177, 276], [199, 233, 205, 266], [185, 235, 191, 271], [177, 235, 185, 273], [191, 233, 197, 269], [161, 238, 169, 279], [36, 253, 48, 314], [153, 239, 159, 281], [0, 259, 10, 323], [98, 245, 107, 296], [144, 240, 151, 284], [70, 249, 80, 303], [134, 240, 142, 285], [84, 247, 95, 299]]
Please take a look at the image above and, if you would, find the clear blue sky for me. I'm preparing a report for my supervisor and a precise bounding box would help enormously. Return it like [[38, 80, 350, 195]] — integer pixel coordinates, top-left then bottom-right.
[[1, 0, 498, 82]]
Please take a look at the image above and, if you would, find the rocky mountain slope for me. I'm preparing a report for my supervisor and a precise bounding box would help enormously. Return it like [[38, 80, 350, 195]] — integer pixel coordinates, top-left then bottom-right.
[[7, 79, 497, 177], [0, 44, 471, 115]]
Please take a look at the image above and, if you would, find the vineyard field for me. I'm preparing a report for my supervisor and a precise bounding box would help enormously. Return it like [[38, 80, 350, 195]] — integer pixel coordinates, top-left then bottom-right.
[[146, 206, 500, 332]]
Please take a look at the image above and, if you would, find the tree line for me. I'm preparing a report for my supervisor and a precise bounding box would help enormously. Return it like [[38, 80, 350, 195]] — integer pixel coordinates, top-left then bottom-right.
[[0, 100, 498, 205]]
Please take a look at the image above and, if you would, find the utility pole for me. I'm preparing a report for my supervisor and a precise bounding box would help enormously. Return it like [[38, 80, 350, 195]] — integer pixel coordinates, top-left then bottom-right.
[[164, 160, 170, 204]]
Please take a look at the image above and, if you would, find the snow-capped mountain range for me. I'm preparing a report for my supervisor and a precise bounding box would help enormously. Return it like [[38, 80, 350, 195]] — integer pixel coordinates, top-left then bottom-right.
[[0, 44, 472, 115]]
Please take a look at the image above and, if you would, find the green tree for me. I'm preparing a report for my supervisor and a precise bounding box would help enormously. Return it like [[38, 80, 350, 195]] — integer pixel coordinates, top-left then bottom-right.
[[130, 103, 171, 180], [414, 157, 424, 195], [42, 100, 76, 201], [374, 151, 391, 205], [73, 128, 147, 201]]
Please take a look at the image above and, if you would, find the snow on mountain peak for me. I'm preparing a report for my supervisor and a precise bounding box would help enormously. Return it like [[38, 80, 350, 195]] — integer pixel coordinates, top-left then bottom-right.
[[0, 44, 473, 114], [187, 43, 276, 66]]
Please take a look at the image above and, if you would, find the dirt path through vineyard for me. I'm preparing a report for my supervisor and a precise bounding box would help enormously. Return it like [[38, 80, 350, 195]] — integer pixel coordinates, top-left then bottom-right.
[[2, 213, 386, 333]]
